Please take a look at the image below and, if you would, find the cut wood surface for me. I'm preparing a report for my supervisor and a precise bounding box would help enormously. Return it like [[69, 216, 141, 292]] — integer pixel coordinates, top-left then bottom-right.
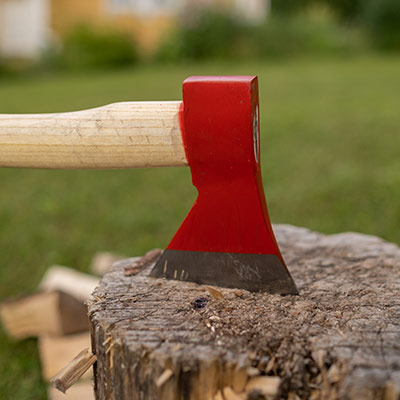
[[39, 265, 100, 302], [88, 225, 400, 400], [39, 332, 92, 380], [0, 290, 88, 338], [0, 101, 187, 169]]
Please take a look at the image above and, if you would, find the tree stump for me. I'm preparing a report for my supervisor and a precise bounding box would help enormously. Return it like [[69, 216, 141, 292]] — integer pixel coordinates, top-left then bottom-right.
[[88, 225, 400, 400]]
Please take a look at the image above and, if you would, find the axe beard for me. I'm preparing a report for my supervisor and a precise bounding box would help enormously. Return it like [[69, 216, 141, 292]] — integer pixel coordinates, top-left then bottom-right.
[[150, 76, 298, 295]]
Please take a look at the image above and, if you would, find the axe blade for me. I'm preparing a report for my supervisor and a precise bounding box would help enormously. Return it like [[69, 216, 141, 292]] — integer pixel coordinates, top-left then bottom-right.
[[151, 250, 297, 295], [150, 76, 298, 294]]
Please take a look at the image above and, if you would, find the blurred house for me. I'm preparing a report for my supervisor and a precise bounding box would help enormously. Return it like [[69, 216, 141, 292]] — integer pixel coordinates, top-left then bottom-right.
[[0, 0, 269, 59], [0, 0, 50, 59]]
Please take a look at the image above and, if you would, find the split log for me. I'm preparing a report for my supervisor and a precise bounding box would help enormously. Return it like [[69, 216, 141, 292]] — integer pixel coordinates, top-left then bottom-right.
[[0, 290, 88, 338], [88, 225, 400, 400], [39, 265, 99, 303], [90, 252, 128, 277]]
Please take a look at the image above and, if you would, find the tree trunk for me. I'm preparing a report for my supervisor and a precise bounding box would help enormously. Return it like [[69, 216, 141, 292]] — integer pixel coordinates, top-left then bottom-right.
[[88, 225, 400, 400]]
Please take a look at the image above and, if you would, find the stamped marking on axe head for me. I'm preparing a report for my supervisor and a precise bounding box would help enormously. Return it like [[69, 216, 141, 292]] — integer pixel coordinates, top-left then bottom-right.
[[0, 75, 297, 294], [150, 76, 298, 294]]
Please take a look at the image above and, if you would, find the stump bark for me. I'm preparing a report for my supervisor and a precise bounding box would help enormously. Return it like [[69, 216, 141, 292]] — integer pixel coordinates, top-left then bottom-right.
[[88, 225, 400, 400]]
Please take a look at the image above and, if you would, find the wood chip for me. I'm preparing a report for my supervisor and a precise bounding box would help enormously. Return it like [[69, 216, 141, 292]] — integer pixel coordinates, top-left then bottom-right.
[[50, 348, 97, 393], [265, 356, 276, 374], [311, 349, 326, 370], [205, 286, 225, 300], [155, 368, 173, 387], [39, 332, 92, 380], [233, 289, 243, 297], [246, 367, 260, 377], [310, 389, 320, 400], [124, 249, 162, 276], [245, 376, 281, 397], [223, 386, 243, 400], [213, 390, 224, 400], [327, 364, 340, 383], [232, 366, 248, 393], [385, 380, 400, 400], [288, 392, 301, 400]]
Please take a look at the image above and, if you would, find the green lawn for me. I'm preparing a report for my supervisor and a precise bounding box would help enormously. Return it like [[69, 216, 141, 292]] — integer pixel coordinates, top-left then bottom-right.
[[1, 56, 400, 398]]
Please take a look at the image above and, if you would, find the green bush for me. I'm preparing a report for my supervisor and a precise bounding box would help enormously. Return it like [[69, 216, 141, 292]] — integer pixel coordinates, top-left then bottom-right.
[[315, 0, 363, 21], [156, 10, 362, 62], [59, 25, 138, 70], [272, 0, 313, 15], [156, 11, 245, 62], [362, 0, 400, 50], [251, 14, 362, 58], [0, 60, 7, 77], [263, 0, 363, 21]]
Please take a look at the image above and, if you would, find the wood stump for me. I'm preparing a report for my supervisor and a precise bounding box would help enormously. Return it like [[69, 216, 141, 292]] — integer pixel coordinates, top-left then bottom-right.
[[88, 225, 400, 400]]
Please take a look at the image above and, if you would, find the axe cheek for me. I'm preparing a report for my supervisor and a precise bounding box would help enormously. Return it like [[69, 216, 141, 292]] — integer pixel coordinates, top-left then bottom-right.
[[168, 181, 279, 255], [150, 76, 297, 294]]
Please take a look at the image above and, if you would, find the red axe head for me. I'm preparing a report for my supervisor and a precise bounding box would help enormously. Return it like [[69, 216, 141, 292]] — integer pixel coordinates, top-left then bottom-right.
[[150, 76, 297, 294]]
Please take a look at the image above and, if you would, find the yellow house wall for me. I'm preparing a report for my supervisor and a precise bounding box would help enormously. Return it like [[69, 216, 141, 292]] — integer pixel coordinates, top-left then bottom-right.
[[50, 0, 176, 55], [108, 15, 175, 56], [50, 0, 102, 34]]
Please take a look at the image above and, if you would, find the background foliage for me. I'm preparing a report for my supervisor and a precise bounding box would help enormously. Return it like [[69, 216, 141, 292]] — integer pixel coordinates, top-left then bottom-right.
[[156, 11, 362, 62], [1, 0, 399, 73], [48, 25, 138, 70], [155, 0, 399, 63]]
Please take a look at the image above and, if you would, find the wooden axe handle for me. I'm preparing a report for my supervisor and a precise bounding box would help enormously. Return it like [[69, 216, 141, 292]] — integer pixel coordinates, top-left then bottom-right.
[[0, 101, 188, 169]]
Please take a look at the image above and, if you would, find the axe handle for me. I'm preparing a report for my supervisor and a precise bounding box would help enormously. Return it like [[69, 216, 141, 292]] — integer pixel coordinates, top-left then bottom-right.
[[0, 101, 188, 169]]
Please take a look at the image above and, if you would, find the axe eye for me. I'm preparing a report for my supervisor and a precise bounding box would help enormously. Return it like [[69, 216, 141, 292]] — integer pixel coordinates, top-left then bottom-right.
[[253, 105, 260, 163]]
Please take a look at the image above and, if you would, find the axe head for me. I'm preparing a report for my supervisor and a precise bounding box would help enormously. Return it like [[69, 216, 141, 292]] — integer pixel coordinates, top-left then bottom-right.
[[150, 76, 297, 294]]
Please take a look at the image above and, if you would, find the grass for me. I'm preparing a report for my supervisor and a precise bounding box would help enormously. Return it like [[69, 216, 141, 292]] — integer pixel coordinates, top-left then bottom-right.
[[1, 55, 400, 398]]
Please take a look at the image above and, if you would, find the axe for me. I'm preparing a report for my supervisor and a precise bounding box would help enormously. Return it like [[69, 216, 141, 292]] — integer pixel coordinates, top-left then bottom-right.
[[0, 76, 297, 294]]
